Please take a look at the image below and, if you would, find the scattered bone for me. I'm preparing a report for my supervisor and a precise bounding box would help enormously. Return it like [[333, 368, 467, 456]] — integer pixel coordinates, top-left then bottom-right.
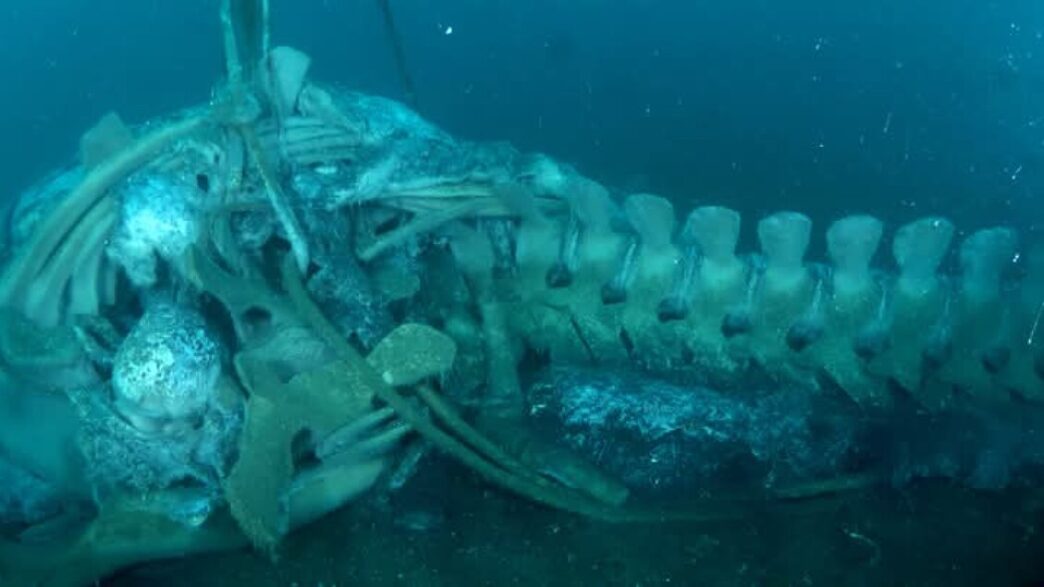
[[893, 217, 954, 300]]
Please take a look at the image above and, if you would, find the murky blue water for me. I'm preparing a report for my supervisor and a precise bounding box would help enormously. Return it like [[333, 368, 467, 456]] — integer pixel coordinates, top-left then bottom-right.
[[4, 1, 1044, 231]]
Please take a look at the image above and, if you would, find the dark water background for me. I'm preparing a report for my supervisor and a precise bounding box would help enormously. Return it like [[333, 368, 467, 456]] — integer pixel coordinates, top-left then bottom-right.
[[3, 0, 1044, 249]]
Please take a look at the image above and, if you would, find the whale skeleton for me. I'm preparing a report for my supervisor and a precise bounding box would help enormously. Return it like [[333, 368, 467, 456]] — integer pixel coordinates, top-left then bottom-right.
[[0, 1, 1042, 585]]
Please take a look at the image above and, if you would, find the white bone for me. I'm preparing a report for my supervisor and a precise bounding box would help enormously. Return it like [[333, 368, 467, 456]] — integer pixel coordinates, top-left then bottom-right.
[[757, 211, 811, 292], [893, 217, 954, 299], [959, 227, 1017, 304], [826, 215, 883, 299]]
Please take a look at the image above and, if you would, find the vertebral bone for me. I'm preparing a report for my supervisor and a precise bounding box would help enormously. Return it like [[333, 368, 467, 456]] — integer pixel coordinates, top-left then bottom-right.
[[688, 206, 743, 291], [622, 193, 675, 251], [657, 213, 704, 322], [785, 264, 829, 352], [757, 211, 811, 294], [958, 227, 1017, 305], [721, 256, 763, 338], [893, 217, 954, 299], [852, 281, 893, 360], [568, 177, 615, 235], [604, 194, 675, 305], [827, 215, 883, 300]]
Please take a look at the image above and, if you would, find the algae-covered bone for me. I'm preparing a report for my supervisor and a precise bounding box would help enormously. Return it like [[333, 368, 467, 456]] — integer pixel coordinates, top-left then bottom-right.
[[112, 303, 223, 432], [72, 304, 240, 498]]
